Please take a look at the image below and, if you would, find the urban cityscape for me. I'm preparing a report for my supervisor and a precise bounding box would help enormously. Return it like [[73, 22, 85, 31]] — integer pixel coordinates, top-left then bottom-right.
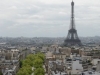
[[0, 0, 100, 75]]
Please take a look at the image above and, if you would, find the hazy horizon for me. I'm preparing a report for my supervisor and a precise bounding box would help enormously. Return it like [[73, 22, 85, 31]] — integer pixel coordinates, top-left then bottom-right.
[[0, 36, 100, 38]]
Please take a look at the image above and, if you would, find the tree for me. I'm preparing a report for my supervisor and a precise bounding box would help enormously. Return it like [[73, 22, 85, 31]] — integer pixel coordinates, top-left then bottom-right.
[[33, 58, 43, 68], [36, 52, 45, 61], [19, 60, 23, 68], [22, 59, 33, 67], [26, 54, 35, 61], [17, 66, 32, 75], [17, 53, 45, 75], [0, 71, 2, 75], [34, 68, 45, 75]]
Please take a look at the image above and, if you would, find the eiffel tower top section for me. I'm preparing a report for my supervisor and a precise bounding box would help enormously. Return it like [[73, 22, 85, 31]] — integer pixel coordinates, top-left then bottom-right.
[[71, 0, 74, 5], [70, 0, 75, 29]]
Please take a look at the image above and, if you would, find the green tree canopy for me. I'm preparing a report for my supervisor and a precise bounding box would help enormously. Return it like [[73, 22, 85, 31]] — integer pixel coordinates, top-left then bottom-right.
[[33, 58, 43, 68], [36, 52, 45, 61], [17, 66, 32, 75], [17, 53, 45, 75], [34, 68, 45, 75]]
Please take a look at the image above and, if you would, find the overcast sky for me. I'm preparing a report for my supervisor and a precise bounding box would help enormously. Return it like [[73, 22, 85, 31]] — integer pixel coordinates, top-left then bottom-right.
[[0, 0, 100, 37]]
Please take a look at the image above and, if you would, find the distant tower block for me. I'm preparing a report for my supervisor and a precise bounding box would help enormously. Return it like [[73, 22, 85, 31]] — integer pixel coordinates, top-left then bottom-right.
[[64, 0, 82, 46]]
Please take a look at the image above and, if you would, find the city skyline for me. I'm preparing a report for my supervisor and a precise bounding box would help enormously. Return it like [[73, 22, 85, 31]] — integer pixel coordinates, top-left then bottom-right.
[[0, 0, 100, 37]]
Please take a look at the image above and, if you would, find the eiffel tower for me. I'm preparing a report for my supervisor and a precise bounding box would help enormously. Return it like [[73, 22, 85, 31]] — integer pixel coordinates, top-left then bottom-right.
[[64, 0, 82, 46]]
